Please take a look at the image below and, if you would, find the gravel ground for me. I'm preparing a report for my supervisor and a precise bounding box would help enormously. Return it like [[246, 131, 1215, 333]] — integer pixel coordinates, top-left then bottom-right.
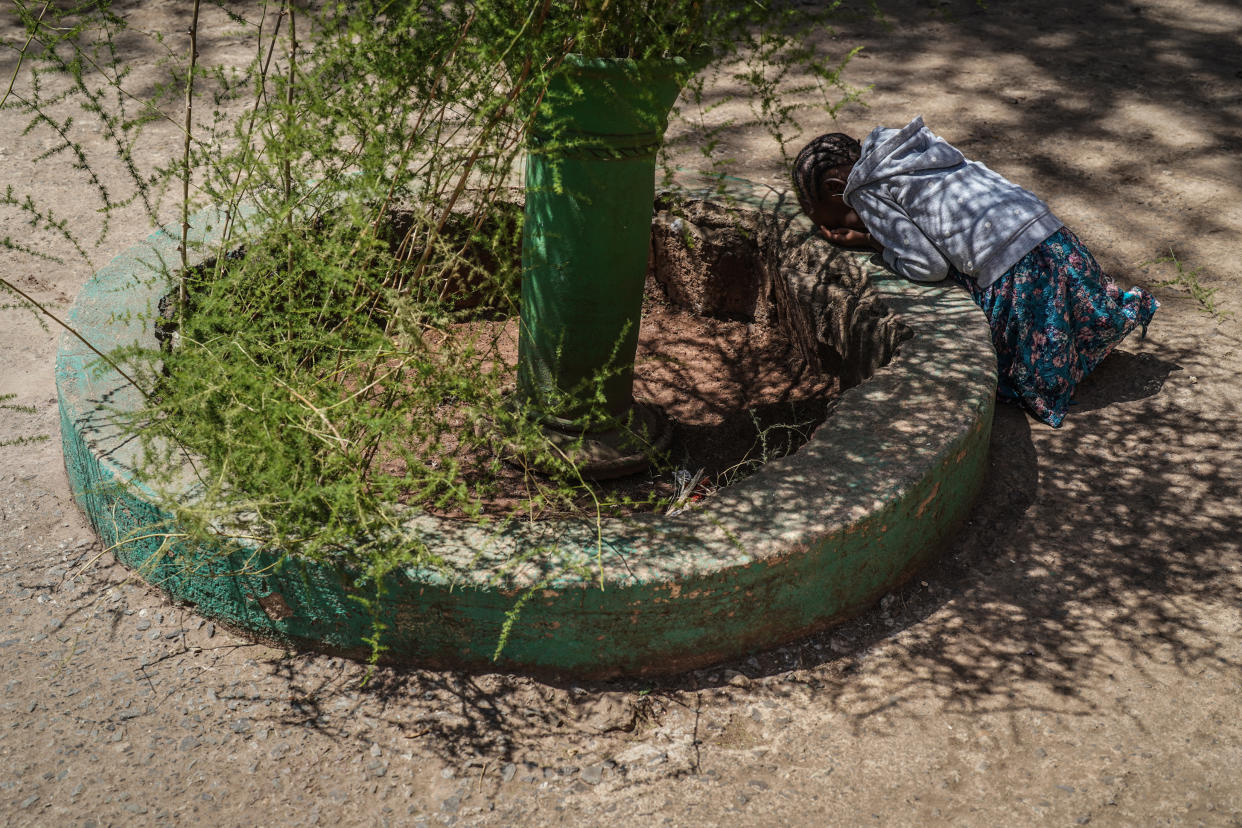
[[2, 1, 1240, 825]]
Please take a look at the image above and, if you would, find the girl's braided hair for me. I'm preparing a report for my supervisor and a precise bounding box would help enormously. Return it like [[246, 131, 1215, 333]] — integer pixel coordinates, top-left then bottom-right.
[[792, 132, 861, 213]]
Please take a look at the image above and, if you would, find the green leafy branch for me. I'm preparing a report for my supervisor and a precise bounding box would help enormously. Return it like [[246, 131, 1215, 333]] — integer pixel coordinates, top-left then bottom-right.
[[1144, 248, 1232, 320]]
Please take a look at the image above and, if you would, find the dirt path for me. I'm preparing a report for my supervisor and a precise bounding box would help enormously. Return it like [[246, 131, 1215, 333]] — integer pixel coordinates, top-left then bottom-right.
[[2, 1, 1240, 825]]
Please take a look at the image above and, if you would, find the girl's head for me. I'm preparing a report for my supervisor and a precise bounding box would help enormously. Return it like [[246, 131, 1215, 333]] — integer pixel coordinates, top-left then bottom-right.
[[792, 132, 862, 230]]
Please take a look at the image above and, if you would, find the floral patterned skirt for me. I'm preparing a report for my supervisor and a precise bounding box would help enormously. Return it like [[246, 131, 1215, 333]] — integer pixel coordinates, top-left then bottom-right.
[[948, 227, 1159, 428]]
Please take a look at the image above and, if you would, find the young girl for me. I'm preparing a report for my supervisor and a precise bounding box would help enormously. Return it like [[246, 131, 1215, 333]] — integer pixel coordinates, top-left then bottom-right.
[[792, 117, 1159, 428]]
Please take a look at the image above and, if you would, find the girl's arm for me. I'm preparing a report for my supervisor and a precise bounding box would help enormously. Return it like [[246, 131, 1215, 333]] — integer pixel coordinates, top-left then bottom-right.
[[819, 226, 881, 251], [849, 189, 948, 282]]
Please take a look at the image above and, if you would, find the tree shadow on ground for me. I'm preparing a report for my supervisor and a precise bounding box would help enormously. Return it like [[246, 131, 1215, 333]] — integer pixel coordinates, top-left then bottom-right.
[[782, 338, 1239, 724], [229, 326, 1237, 774]]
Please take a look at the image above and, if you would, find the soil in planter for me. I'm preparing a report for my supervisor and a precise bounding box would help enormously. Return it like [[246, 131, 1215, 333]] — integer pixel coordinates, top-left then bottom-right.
[[394, 272, 839, 519], [158, 199, 858, 520]]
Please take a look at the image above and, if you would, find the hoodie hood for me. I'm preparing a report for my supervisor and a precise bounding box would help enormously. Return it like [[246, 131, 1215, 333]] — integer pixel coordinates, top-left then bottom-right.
[[835, 115, 1062, 288], [844, 116, 966, 197]]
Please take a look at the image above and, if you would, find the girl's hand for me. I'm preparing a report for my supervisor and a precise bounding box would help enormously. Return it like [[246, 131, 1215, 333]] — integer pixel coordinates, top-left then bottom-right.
[[820, 226, 879, 251]]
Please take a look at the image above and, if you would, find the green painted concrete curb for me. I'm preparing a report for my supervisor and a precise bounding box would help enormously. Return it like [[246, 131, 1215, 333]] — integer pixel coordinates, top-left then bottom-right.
[[56, 175, 996, 678]]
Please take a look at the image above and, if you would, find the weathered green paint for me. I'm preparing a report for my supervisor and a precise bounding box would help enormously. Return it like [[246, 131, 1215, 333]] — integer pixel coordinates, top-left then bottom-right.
[[57, 175, 996, 678], [518, 56, 691, 422]]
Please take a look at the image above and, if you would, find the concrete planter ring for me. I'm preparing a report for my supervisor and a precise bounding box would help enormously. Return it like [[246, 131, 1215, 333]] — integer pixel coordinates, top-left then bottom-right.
[[57, 174, 996, 679]]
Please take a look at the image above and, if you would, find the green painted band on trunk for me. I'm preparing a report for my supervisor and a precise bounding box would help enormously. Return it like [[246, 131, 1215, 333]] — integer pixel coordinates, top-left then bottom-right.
[[517, 55, 689, 422], [57, 174, 996, 678]]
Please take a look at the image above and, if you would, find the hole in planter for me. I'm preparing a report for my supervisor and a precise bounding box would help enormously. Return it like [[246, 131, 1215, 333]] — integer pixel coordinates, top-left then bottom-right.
[[639, 196, 911, 497]]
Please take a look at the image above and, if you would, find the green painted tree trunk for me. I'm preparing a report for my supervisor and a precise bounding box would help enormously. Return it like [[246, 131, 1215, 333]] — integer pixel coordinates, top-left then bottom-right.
[[517, 55, 691, 427]]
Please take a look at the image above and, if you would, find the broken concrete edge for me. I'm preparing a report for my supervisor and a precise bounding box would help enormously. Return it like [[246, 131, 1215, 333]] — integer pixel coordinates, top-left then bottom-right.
[[56, 173, 996, 678]]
